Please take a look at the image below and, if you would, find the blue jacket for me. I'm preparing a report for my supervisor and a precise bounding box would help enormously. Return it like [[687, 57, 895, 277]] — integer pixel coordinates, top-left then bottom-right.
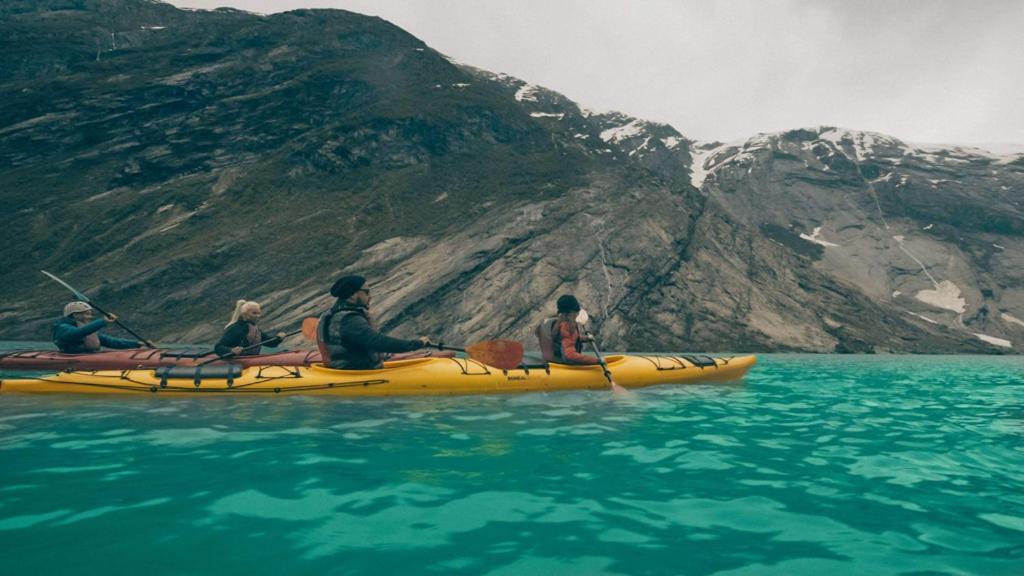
[[52, 316, 140, 353]]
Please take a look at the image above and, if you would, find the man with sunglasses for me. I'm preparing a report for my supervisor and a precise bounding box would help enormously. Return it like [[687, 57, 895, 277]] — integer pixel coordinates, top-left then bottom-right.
[[317, 275, 430, 370]]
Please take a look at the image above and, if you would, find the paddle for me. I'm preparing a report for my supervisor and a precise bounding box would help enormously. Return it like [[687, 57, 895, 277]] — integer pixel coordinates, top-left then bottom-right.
[[577, 309, 627, 393], [196, 327, 303, 366], [300, 317, 524, 370], [183, 318, 318, 360], [431, 340, 525, 371], [301, 316, 320, 342], [41, 270, 156, 348]]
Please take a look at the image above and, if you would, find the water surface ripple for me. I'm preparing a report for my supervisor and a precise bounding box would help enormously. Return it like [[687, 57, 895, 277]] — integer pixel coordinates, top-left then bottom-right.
[[2, 355, 1022, 575]]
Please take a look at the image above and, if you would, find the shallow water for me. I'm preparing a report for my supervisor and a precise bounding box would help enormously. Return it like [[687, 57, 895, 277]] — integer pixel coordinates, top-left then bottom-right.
[[1, 353, 1022, 575]]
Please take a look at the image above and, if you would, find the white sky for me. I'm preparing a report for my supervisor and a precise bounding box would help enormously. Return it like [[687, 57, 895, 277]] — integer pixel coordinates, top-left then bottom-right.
[[167, 0, 1024, 147]]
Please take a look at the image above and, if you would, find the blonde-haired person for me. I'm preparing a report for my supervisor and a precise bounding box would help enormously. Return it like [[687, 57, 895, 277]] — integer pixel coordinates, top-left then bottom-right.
[[214, 300, 286, 357]]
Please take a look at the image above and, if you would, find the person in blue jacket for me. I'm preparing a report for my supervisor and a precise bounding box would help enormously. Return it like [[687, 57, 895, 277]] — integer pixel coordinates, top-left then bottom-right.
[[52, 301, 146, 353]]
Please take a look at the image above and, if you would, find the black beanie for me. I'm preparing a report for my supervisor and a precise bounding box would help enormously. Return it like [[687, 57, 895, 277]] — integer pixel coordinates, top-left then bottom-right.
[[330, 275, 366, 300], [557, 294, 581, 314]]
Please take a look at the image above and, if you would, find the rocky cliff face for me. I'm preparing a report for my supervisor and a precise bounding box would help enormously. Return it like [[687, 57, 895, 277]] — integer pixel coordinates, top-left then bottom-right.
[[1, 1, 1021, 353], [682, 128, 1024, 352]]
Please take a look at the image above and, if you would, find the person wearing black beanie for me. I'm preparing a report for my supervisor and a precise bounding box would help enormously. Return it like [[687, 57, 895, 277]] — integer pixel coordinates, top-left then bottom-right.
[[330, 275, 366, 301], [556, 294, 581, 314], [317, 275, 431, 369], [535, 294, 599, 365]]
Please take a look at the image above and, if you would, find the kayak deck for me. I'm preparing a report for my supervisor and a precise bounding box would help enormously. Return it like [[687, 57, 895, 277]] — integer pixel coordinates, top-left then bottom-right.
[[0, 354, 756, 397], [0, 348, 322, 371], [0, 348, 455, 371]]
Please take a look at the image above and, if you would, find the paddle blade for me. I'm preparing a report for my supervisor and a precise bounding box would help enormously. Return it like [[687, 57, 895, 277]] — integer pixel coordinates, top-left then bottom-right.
[[465, 340, 524, 370], [41, 270, 90, 302], [301, 317, 319, 342]]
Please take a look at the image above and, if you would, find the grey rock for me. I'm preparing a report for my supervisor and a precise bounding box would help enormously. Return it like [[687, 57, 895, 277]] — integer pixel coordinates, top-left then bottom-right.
[[0, 2, 1018, 355]]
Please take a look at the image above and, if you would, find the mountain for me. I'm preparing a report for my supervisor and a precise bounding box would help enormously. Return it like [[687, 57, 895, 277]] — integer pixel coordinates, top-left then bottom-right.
[[1, 0, 1021, 353], [682, 128, 1024, 352]]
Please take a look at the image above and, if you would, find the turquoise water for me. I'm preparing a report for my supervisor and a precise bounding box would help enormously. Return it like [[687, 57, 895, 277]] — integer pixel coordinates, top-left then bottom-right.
[[1, 354, 1022, 575]]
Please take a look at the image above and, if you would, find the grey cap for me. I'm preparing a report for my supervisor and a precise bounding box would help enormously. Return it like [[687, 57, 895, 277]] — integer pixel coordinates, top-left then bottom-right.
[[63, 301, 93, 316]]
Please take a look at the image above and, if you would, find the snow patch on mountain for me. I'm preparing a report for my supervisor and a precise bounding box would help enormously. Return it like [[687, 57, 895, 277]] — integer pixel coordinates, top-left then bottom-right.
[[628, 137, 652, 157], [914, 280, 966, 313], [1002, 313, 1024, 328], [743, 133, 775, 151], [688, 137, 770, 188], [600, 120, 645, 144], [818, 127, 903, 162], [907, 311, 938, 324], [800, 226, 839, 247], [514, 84, 540, 102], [905, 141, 1024, 165], [688, 142, 730, 188], [974, 333, 1012, 348], [530, 112, 564, 119]]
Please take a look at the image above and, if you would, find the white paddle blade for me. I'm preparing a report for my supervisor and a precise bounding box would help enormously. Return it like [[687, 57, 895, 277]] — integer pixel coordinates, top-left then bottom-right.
[[576, 309, 590, 325]]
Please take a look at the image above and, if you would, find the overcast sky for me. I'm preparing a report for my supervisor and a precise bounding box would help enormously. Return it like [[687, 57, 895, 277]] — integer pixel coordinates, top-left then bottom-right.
[[168, 0, 1024, 148]]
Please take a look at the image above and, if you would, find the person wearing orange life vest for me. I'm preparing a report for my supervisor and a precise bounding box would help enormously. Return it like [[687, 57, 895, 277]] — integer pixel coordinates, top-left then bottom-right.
[[535, 294, 600, 365], [214, 300, 286, 357]]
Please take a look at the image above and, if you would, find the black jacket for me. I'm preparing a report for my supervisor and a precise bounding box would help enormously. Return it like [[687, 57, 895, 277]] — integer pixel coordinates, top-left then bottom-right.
[[320, 303, 422, 369], [214, 320, 281, 357]]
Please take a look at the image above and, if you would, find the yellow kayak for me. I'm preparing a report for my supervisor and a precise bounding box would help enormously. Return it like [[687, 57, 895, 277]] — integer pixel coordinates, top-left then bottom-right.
[[0, 354, 756, 397]]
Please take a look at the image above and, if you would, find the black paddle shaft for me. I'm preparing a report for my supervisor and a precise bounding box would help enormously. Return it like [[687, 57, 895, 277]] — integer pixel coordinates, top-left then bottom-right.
[[433, 342, 466, 353], [197, 328, 302, 366], [95, 305, 154, 348], [40, 271, 155, 348], [583, 329, 614, 384]]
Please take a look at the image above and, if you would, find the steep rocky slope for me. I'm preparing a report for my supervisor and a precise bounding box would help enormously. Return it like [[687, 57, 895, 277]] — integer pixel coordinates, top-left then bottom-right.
[[1, 1, 1020, 353], [685, 128, 1024, 351]]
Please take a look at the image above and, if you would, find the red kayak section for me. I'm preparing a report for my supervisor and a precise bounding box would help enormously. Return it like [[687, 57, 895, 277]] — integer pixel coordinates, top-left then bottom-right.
[[0, 348, 455, 371], [0, 349, 321, 370]]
